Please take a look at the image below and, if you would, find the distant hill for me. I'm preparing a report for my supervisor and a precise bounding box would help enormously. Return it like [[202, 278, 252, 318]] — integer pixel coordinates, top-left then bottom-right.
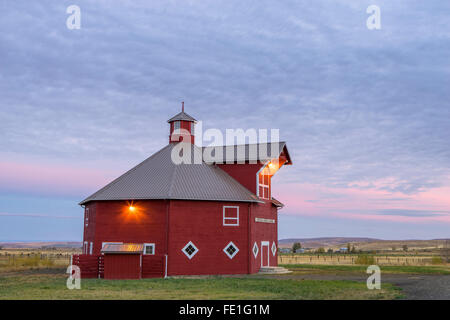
[[278, 237, 449, 250], [0, 241, 82, 249], [278, 237, 380, 249]]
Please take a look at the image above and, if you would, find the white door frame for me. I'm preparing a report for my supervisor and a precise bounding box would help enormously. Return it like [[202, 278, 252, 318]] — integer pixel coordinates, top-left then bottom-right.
[[261, 241, 270, 267]]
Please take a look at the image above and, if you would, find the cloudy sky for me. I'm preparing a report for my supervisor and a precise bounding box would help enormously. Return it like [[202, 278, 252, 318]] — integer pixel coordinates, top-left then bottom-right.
[[1, 1, 449, 241]]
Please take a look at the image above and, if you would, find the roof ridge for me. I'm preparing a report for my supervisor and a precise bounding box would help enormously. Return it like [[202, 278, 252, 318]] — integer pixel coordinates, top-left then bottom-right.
[[167, 111, 197, 123], [202, 141, 286, 148], [78, 144, 172, 205]]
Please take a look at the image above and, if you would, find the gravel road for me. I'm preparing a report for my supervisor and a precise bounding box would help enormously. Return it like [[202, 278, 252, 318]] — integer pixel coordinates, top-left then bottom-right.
[[266, 273, 450, 300]]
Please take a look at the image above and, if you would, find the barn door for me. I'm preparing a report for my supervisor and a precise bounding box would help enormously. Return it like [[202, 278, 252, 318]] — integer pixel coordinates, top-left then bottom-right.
[[261, 241, 270, 267]]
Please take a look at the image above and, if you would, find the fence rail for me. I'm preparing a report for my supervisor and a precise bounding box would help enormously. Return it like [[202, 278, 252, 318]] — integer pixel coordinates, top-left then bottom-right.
[[72, 254, 103, 278], [0, 253, 71, 268], [278, 254, 437, 266]]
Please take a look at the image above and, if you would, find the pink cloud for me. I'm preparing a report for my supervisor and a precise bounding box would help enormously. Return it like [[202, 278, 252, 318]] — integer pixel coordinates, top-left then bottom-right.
[[0, 160, 117, 196], [273, 181, 450, 224]]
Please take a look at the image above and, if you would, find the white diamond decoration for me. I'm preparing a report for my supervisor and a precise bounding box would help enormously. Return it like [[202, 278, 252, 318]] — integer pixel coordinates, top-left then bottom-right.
[[182, 241, 199, 259], [223, 241, 239, 259], [271, 242, 277, 256], [252, 242, 259, 258]]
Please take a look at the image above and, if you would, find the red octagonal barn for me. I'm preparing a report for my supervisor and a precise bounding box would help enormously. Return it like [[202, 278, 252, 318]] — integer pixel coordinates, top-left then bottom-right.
[[77, 106, 292, 279]]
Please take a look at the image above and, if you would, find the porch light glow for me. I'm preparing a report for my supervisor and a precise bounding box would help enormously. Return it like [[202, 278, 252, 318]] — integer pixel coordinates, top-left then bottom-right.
[[129, 206, 135, 212]]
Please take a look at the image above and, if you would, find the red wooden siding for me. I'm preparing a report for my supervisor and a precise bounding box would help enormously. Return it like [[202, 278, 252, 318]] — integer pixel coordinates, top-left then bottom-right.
[[83, 203, 97, 254], [88, 200, 168, 256], [169, 120, 195, 144], [167, 200, 250, 276], [249, 201, 278, 273], [104, 254, 141, 280], [142, 255, 166, 278], [82, 198, 279, 277], [217, 164, 263, 194]]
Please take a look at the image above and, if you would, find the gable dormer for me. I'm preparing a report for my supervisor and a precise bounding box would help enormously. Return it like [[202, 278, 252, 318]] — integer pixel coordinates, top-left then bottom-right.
[[202, 142, 292, 201]]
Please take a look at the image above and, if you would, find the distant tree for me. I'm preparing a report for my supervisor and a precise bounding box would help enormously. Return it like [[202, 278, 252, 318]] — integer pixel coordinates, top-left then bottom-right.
[[0, 246, 3, 250], [292, 242, 302, 252], [402, 244, 408, 252], [316, 247, 325, 254], [351, 245, 356, 253], [327, 249, 333, 254], [347, 243, 351, 252], [392, 246, 396, 251]]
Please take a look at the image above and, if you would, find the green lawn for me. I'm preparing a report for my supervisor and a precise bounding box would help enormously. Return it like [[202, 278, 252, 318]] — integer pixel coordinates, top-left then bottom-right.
[[281, 264, 450, 275], [0, 269, 401, 300]]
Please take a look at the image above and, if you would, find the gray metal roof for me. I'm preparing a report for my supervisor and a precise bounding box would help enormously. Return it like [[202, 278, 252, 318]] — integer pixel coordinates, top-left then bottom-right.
[[271, 197, 284, 208], [167, 111, 197, 122], [202, 142, 291, 164], [79, 143, 260, 205]]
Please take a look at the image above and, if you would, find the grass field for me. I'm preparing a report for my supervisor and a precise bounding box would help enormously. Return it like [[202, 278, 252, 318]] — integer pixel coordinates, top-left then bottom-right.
[[0, 269, 402, 300], [280, 264, 450, 275]]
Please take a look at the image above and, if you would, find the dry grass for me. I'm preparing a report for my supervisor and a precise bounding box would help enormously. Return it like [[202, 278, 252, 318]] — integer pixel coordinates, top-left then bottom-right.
[[0, 252, 71, 272]]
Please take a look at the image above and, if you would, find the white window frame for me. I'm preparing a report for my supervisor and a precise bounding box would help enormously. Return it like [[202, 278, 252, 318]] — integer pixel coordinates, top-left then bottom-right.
[[259, 176, 270, 200], [261, 241, 270, 267], [190, 122, 195, 135], [89, 242, 93, 255], [253, 242, 259, 258], [223, 241, 239, 259], [256, 162, 270, 200], [182, 241, 199, 259], [83, 241, 88, 254], [143, 243, 155, 255], [271, 242, 277, 256], [223, 206, 239, 226]]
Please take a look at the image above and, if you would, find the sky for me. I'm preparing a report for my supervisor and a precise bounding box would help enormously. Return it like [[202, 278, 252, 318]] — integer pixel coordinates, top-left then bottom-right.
[[0, 1, 449, 241]]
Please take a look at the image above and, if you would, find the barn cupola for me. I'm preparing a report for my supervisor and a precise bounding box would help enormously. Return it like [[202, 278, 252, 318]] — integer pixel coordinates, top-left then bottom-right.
[[167, 102, 197, 144]]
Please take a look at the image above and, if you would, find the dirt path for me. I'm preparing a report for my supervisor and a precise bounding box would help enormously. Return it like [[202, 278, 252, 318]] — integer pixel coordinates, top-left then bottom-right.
[[263, 273, 450, 300]]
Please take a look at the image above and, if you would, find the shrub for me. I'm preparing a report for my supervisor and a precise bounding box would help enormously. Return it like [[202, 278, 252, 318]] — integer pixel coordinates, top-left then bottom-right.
[[431, 256, 443, 265], [355, 254, 375, 265], [292, 242, 302, 252]]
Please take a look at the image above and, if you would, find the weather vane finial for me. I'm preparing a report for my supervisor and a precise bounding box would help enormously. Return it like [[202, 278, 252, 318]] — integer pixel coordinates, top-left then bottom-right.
[[182, 101, 184, 112]]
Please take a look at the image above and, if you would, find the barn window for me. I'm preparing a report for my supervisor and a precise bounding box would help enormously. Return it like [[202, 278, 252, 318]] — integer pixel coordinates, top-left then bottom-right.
[[258, 173, 270, 200], [182, 241, 199, 259], [174, 121, 180, 131], [89, 242, 93, 255], [271, 242, 277, 256], [85, 207, 89, 227], [190, 122, 195, 135], [223, 241, 239, 259], [253, 242, 259, 258], [83, 241, 88, 254], [223, 206, 239, 226], [143, 243, 155, 255]]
